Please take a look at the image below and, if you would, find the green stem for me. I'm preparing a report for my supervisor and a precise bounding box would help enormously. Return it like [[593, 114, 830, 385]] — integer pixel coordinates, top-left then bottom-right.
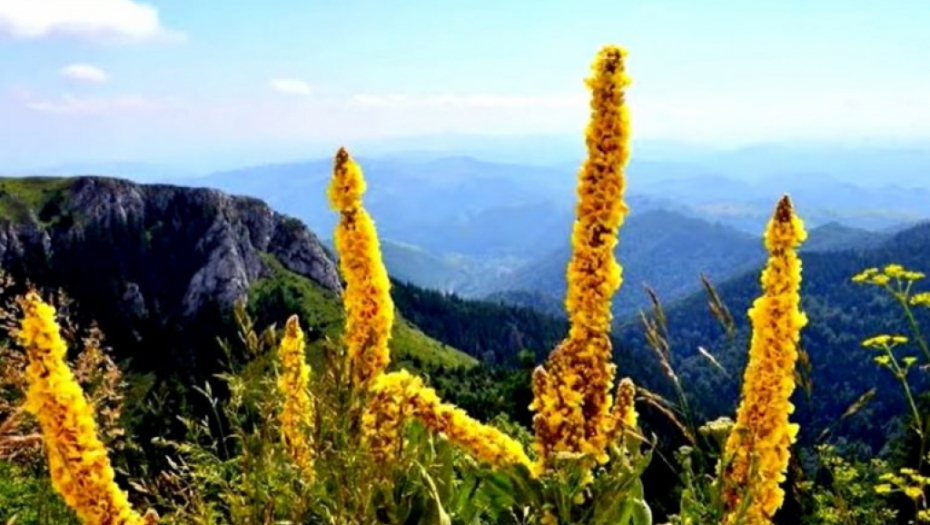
[[895, 293, 930, 364], [885, 349, 922, 440]]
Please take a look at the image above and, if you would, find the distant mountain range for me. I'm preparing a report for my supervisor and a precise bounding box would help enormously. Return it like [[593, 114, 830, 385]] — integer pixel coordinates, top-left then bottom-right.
[[181, 145, 930, 247], [14, 144, 924, 319], [483, 210, 765, 318], [473, 213, 888, 319], [159, 150, 928, 320]]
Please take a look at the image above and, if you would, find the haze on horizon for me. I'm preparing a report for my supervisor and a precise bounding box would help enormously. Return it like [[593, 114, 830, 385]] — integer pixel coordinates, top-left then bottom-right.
[[0, 0, 929, 172]]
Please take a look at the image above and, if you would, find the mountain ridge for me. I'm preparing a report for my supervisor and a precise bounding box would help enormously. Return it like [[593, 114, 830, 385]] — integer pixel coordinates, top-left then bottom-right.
[[0, 175, 474, 377]]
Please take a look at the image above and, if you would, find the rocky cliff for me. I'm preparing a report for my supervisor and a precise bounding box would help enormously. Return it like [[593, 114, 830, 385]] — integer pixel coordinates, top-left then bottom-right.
[[0, 176, 341, 375]]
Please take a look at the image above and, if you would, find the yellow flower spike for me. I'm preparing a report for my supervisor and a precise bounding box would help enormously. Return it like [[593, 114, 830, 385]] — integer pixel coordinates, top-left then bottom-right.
[[609, 378, 638, 439], [362, 370, 533, 472], [276, 315, 315, 481], [722, 196, 808, 525], [18, 291, 155, 525], [328, 147, 395, 386], [531, 45, 631, 468]]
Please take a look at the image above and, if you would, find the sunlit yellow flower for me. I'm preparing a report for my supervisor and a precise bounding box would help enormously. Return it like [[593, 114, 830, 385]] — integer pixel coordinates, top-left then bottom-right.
[[854, 264, 924, 287], [862, 334, 908, 349], [904, 485, 924, 501], [540, 510, 559, 525], [852, 268, 879, 283], [18, 292, 156, 525], [609, 377, 637, 439], [911, 292, 930, 308], [531, 44, 631, 467], [362, 370, 532, 472], [329, 147, 395, 386], [277, 315, 315, 481], [723, 196, 808, 525]]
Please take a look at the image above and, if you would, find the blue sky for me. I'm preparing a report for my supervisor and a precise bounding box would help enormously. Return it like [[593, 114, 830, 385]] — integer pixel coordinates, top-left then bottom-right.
[[1, 0, 929, 170]]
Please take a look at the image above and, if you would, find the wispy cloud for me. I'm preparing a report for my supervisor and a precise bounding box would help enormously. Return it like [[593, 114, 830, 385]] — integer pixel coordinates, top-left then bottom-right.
[[0, 0, 184, 43], [14, 89, 168, 116], [350, 93, 585, 109], [269, 78, 313, 96], [60, 64, 110, 83]]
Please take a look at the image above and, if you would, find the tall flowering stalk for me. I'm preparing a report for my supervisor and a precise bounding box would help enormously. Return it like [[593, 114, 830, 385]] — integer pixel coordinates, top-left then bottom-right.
[[362, 370, 532, 472], [328, 147, 395, 386], [18, 292, 156, 525], [723, 196, 807, 525], [277, 315, 315, 481], [531, 45, 632, 465]]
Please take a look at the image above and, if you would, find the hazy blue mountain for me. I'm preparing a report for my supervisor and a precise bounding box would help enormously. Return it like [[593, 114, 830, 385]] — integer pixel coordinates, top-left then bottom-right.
[[634, 173, 930, 234], [802, 222, 892, 252], [172, 149, 928, 286], [480, 209, 894, 319], [379, 240, 486, 294], [187, 156, 570, 253], [0, 161, 200, 183], [703, 142, 930, 188], [483, 210, 767, 318]]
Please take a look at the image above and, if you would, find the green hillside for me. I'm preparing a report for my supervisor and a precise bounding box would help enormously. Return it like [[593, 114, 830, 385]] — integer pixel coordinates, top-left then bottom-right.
[[614, 220, 930, 451], [0, 177, 72, 223], [250, 253, 476, 369]]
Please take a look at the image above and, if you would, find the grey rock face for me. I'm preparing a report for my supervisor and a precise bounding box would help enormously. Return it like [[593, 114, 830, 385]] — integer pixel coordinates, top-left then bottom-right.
[[0, 176, 341, 319]]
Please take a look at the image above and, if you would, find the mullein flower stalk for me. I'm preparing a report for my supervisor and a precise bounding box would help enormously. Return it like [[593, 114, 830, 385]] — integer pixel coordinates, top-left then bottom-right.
[[609, 377, 638, 439], [276, 315, 315, 482], [18, 292, 156, 525], [328, 147, 395, 386], [362, 370, 532, 472], [531, 45, 632, 466], [722, 196, 807, 525]]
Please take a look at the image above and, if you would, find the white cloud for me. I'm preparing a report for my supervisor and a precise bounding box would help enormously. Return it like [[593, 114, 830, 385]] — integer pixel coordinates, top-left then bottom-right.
[[269, 79, 312, 96], [351, 93, 585, 109], [0, 0, 183, 42], [60, 64, 110, 83]]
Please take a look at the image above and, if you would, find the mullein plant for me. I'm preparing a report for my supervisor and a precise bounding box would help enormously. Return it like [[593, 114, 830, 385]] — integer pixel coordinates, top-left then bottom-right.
[[328, 147, 395, 387], [670, 197, 808, 525], [507, 45, 653, 524], [16, 292, 157, 525], [276, 315, 315, 482], [720, 196, 808, 525], [530, 44, 633, 470]]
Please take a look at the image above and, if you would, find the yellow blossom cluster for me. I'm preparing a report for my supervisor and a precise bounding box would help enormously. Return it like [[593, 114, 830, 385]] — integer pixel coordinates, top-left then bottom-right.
[[876, 467, 930, 514], [362, 370, 532, 472], [862, 334, 909, 349], [852, 264, 926, 286], [531, 45, 632, 467], [18, 292, 156, 525], [722, 196, 808, 525], [277, 315, 315, 481], [328, 147, 395, 386], [911, 292, 930, 308], [609, 377, 637, 438]]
